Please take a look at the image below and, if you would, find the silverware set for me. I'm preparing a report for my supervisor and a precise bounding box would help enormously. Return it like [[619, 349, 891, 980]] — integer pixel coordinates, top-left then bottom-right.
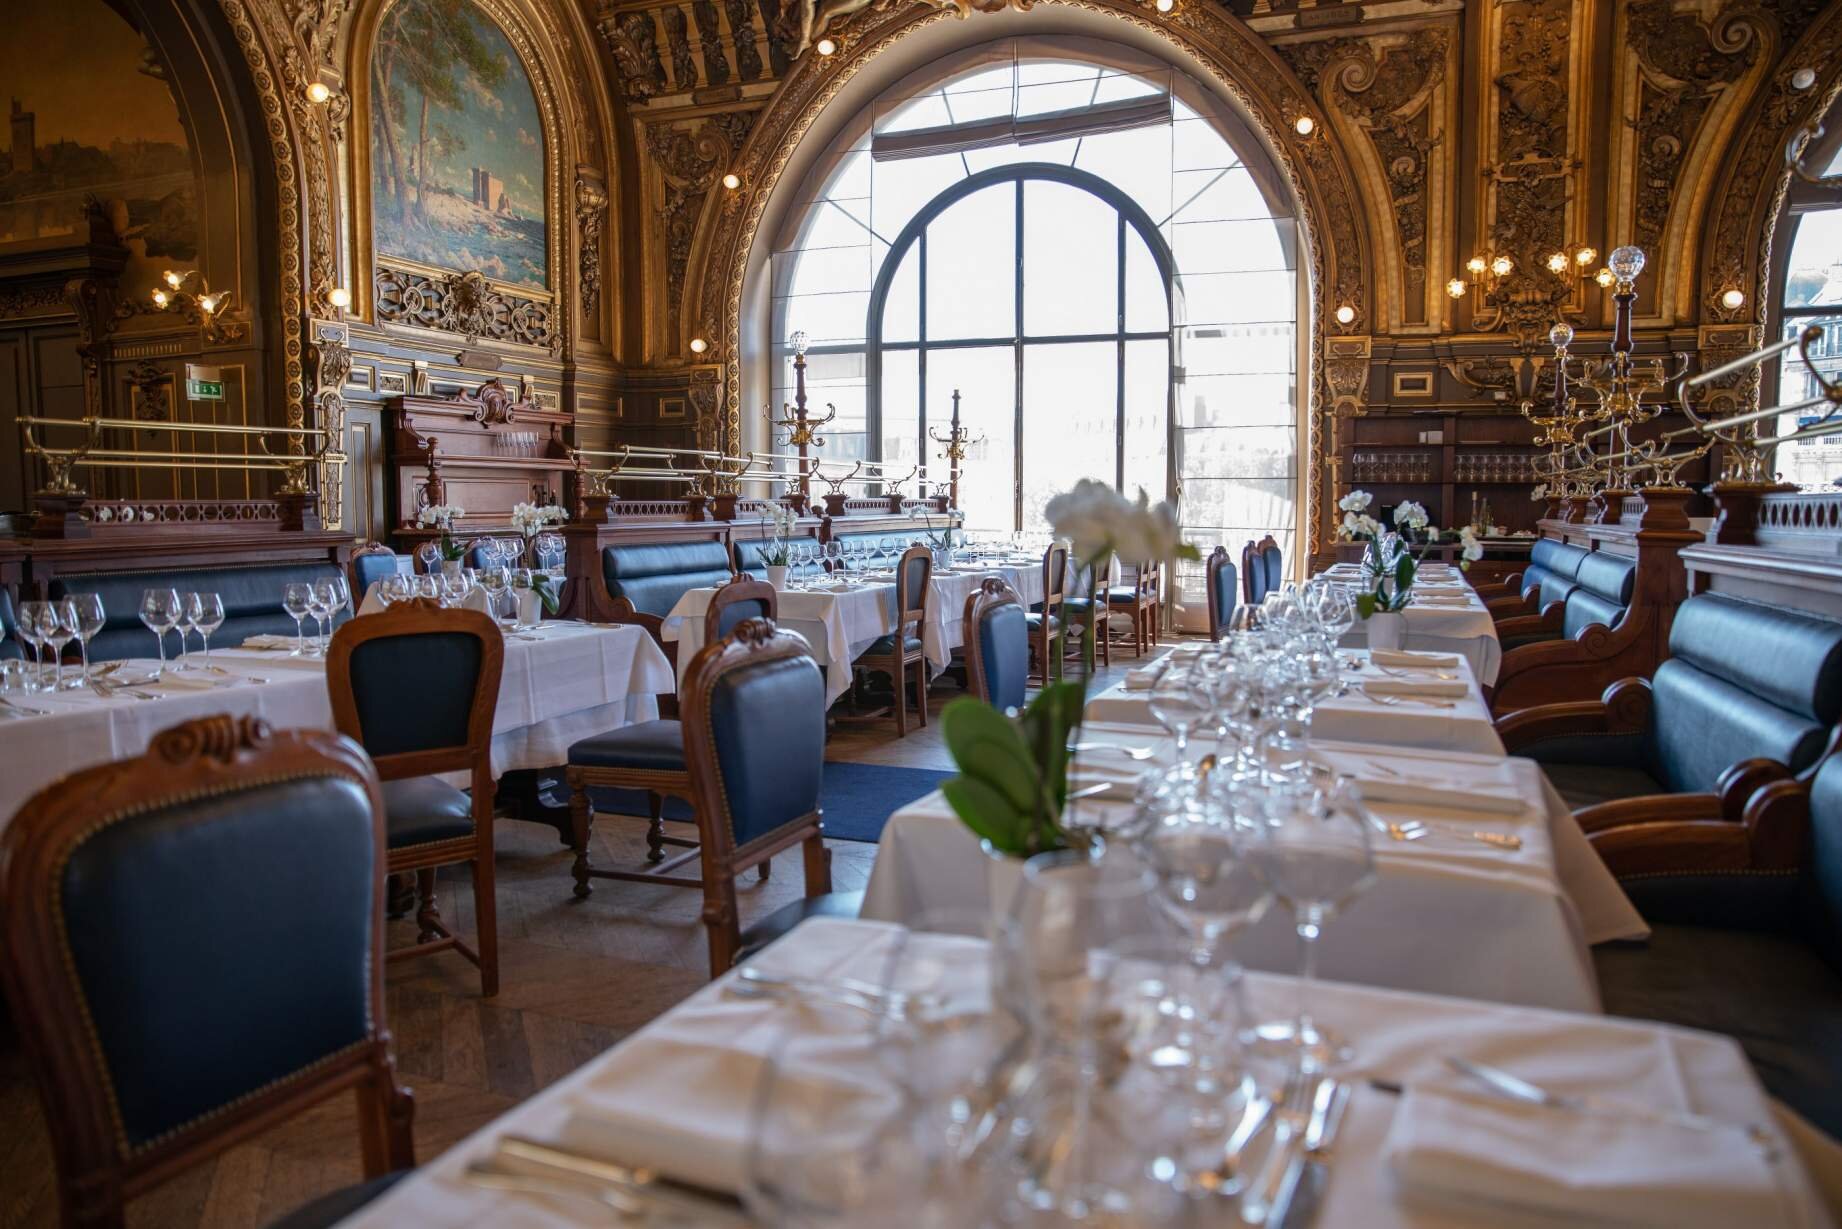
[[464, 1135, 746, 1224], [1382, 819, 1523, 851], [1230, 1070, 1353, 1228]]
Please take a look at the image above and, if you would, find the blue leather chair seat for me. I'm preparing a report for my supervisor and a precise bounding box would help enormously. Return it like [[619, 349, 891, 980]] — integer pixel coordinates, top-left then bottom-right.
[[266, 1172, 411, 1229], [1596, 925, 1842, 1138], [1024, 612, 1060, 633], [861, 633, 923, 656], [1103, 586, 1140, 605], [380, 778, 474, 848], [0, 587, 19, 661], [566, 719, 685, 771], [602, 541, 735, 619]]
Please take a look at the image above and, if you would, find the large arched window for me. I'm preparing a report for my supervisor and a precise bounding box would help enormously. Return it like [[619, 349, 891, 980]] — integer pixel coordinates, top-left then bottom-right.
[[1772, 119, 1842, 490], [768, 39, 1301, 620]]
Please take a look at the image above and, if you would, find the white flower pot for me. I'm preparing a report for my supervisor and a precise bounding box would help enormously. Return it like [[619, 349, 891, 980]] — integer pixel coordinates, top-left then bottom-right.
[[1366, 609, 1407, 652], [767, 565, 789, 592], [982, 839, 1026, 929], [440, 559, 462, 578]]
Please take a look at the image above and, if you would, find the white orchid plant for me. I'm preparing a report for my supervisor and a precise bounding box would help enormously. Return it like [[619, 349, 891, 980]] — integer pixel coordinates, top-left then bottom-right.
[[940, 479, 1197, 858], [415, 502, 468, 561], [510, 501, 566, 537], [1340, 494, 1484, 617], [760, 503, 800, 567]]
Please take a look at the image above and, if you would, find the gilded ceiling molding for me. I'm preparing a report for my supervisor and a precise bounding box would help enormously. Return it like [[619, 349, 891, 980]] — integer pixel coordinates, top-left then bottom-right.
[[1275, 24, 1451, 334], [644, 112, 756, 352], [576, 173, 610, 325], [688, 0, 1370, 557], [594, 0, 787, 101]]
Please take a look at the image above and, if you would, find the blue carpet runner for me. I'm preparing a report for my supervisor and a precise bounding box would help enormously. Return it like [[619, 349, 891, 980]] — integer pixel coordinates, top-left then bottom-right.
[[589, 760, 951, 844]]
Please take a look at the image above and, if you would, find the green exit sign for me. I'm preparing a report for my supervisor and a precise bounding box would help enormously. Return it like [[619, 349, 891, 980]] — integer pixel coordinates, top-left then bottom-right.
[[185, 364, 224, 401]]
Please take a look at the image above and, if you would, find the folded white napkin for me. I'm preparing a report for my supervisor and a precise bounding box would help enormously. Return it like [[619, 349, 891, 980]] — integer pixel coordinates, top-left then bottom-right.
[[1384, 1085, 1789, 1229], [239, 634, 299, 650], [1369, 649, 1462, 669], [1124, 663, 1168, 691], [1411, 593, 1475, 606], [1361, 678, 1469, 700], [1314, 750, 1523, 815]]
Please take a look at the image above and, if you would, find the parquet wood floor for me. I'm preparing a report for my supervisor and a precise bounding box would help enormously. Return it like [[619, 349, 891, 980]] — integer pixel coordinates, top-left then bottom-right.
[[0, 639, 1158, 1228]]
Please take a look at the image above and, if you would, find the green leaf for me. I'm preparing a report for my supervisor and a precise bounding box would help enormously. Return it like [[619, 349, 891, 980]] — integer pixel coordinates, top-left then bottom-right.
[[940, 697, 1040, 813], [1394, 553, 1415, 591], [535, 576, 560, 616], [1356, 591, 1377, 619], [942, 777, 1027, 854]]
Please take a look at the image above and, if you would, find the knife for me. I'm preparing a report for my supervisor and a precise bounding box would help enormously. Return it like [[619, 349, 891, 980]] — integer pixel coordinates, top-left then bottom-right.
[[1444, 1057, 1774, 1149], [1267, 1080, 1350, 1229]]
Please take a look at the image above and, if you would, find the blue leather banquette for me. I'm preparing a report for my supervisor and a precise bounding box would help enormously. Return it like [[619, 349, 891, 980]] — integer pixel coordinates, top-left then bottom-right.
[[601, 540, 736, 620], [1517, 537, 1590, 611], [733, 536, 824, 580], [1562, 550, 1637, 639], [47, 561, 351, 660]]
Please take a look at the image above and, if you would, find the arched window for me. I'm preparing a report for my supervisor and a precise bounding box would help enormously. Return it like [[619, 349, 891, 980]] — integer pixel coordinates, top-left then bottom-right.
[[769, 40, 1301, 622], [1772, 119, 1842, 490]]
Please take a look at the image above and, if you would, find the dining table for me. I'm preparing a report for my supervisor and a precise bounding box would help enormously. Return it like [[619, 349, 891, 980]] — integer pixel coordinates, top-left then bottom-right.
[[332, 917, 1837, 1229], [658, 559, 1047, 703], [0, 620, 676, 829], [1321, 564, 1504, 685]]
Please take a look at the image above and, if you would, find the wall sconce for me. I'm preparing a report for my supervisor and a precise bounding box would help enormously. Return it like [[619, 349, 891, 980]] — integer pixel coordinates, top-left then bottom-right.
[[1445, 277, 1468, 299], [815, 36, 837, 56], [1153, 0, 1176, 13], [1334, 304, 1356, 326], [328, 286, 351, 318], [1720, 287, 1746, 311], [721, 172, 741, 190], [1594, 267, 1616, 288], [689, 336, 709, 355], [151, 269, 241, 343], [1293, 115, 1316, 137], [1791, 67, 1817, 91], [305, 81, 331, 104]]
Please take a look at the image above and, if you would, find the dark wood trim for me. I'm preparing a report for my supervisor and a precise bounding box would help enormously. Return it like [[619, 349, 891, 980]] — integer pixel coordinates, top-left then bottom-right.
[[702, 576, 779, 646], [325, 599, 504, 997], [0, 716, 413, 1228], [1031, 541, 1069, 685], [1495, 676, 1654, 754]]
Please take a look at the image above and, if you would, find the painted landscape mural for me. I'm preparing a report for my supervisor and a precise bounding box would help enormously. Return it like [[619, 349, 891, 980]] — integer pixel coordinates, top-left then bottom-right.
[[0, 0, 197, 266], [370, 0, 547, 289]]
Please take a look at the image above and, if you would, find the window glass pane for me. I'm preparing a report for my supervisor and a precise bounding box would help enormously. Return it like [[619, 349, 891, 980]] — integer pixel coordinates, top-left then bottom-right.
[[1021, 341, 1118, 532], [871, 156, 965, 242], [1024, 181, 1119, 336], [1175, 271, 1297, 327], [878, 349, 921, 480], [1122, 338, 1168, 504], [1125, 228, 1168, 332], [1172, 218, 1295, 275], [1170, 167, 1279, 223], [781, 291, 871, 347], [882, 244, 920, 343], [963, 138, 1080, 175], [925, 183, 1017, 341], [1774, 315, 1842, 490], [1171, 117, 1238, 173], [1784, 209, 1842, 311], [925, 346, 1017, 533]]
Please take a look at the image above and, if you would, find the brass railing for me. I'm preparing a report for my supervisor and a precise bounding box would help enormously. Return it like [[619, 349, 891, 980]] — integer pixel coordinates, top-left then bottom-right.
[[18, 416, 344, 498]]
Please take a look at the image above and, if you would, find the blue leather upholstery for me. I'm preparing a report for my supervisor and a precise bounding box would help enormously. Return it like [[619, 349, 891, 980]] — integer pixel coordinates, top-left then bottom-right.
[[705, 653, 826, 846], [602, 541, 734, 618], [58, 775, 375, 1150], [1245, 545, 1270, 606], [863, 633, 924, 655], [1561, 551, 1636, 638], [348, 633, 482, 757], [976, 602, 1029, 713], [380, 778, 474, 847], [351, 552, 401, 595], [1103, 585, 1141, 605], [901, 552, 930, 605], [49, 562, 349, 661], [1806, 758, 1842, 962], [733, 538, 822, 579], [1261, 544, 1283, 593], [1024, 612, 1060, 633], [1211, 561, 1237, 630], [568, 719, 686, 771], [1520, 538, 1588, 608], [0, 587, 19, 660], [714, 596, 773, 640]]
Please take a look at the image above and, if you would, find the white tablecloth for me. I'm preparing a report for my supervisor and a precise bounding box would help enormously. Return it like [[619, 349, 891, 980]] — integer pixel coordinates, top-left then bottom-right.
[[0, 624, 674, 827], [660, 565, 1049, 704], [333, 917, 1832, 1229], [1322, 566, 1503, 684], [1085, 647, 1506, 757], [860, 733, 1645, 1013]]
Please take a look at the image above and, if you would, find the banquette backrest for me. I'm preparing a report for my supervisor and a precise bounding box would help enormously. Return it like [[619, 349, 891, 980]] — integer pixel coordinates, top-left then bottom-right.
[[0, 586, 20, 660], [601, 540, 736, 620], [1520, 537, 1589, 610], [1803, 755, 1842, 963], [733, 536, 822, 578], [1643, 593, 1842, 794], [46, 561, 350, 660], [1561, 551, 1638, 639]]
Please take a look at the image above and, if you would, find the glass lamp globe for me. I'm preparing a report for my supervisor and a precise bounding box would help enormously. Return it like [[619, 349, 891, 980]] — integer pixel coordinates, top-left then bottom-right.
[[789, 330, 809, 356], [1608, 246, 1646, 283], [1548, 322, 1574, 349]]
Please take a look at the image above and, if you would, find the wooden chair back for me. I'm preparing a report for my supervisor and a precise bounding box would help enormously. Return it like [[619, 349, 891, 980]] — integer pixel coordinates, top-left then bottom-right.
[[1241, 539, 1262, 604], [1041, 541, 1069, 614], [0, 716, 413, 1228], [965, 578, 1028, 712], [704, 575, 779, 644], [1206, 545, 1238, 641], [894, 544, 934, 642]]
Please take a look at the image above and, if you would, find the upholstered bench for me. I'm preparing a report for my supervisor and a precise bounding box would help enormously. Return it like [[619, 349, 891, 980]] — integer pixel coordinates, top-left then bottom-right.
[[733, 536, 825, 581], [1504, 592, 1842, 811], [600, 540, 736, 632], [46, 561, 351, 660], [1489, 538, 1592, 649]]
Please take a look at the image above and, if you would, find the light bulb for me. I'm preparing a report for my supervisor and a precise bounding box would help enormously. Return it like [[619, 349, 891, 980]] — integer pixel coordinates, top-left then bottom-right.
[[689, 337, 708, 354], [1549, 322, 1574, 349], [198, 295, 219, 314], [151, 289, 169, 307], [306, 81, 331, 104], [1466, 256, 1487, 275], [1607, 245, 1646, 283], [1575, 247, 1597, 266], [328, 286, 351, 309], [1334, 304, 1356, 325], [1791, 67, 1817, 91], [1721, 288, 1746, 310], [1293, 115, 1315, 136], [815, 36, 836, 56], [1154, 0, 1174, 12], [1445, 278, 1468, 299], [1490, 255, 1514, 278], [721, 172, 741, 190], [1546, 252, 1569, 274], [163, 270, 182, 289], [789, 330, 809, 356], [1595, 267, 1615, 288]]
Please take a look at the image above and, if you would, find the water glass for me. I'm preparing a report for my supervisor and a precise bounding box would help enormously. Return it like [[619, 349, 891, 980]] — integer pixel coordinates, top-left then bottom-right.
[[139, 588, 180, 676], [1147, 666, 1210, 765], [188, 592, 225, 670], [36, 602, 73, 692], [306, 581, 335, 655], [67, 594, 104, 684], [282, 583, 312, 656], [171, 593, 199, 669]]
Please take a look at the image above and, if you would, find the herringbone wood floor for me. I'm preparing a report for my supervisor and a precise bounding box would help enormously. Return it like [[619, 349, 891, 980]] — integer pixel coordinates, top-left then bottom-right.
[[0, 643, 1154, 1228]]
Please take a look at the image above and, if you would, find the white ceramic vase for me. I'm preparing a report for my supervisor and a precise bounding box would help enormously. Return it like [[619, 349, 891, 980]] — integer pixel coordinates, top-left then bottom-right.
[[767, 565, 789, 592], [1367, 609, 1407, 652], [440, 559, 463, 578]]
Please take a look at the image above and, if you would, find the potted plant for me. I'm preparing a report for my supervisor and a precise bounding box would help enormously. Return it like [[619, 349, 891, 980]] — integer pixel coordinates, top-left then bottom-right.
[[939, 480, 1195, 917], [415, 503, 467, 574], [762, 504, 798, 590], [907, 505, 959, 567], [510, 500, 566, 567], [1337, 497, 1481, 651]]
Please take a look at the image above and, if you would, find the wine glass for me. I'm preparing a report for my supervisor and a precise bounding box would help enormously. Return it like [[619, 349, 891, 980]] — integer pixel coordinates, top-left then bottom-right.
[[823, 541, 844, 577], [138, 588, 180, 677], [170, 591, 198, 670], [66, 595, 103, 685], [306, 581, 335, 655], [414, 541, 441, 574], [1243, 771, 1377, 1070], [36, 602, 73, 693], [188, 593, 225, 672], [16, 600, 48, 690], [414, 574, 440, 602], [328, 575, 351, 633], [1147, 665, 1211, 767], [282, 583, 312, 656]]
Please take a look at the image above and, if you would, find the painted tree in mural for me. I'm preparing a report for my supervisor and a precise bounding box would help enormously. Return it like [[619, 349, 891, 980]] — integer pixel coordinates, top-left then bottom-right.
[[373, 0, 504, 224]]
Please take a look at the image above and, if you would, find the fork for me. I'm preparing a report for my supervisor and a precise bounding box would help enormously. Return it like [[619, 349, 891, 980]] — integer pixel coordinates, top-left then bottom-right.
[[1386, 820, 1522, 850], [1377, 666, 1459, 681], [1360, 689, 1456, 710], [0, 695, 51, 716]]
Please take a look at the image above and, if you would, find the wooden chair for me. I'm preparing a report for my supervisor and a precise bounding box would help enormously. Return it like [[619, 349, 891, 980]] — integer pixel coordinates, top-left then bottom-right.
[[1027, 541, 1071, 684], [0, 715, 415, 1229], [1107, 559, 1161, 657], [350, 541, 401, 598], [1258, 534, 1284, 596], [682, 618, 834, 975], [326, 598, 504, 997], [704, 574, 778, 644], [965, 577, 1029, 713], [851, 544, 933, 736], [1241, 538, 1264, 605], [1205, 545, 1238, 641]]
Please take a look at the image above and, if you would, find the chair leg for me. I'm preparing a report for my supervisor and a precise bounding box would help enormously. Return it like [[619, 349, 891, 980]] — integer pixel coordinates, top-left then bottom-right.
[[893, 658, 908, 737], [646, 792, 666, 863], [357, 1052, 416, 1176], [702, 878, 741, 978], [803, 832, 833, 895], [414, 869, 441, 943], [472, 852, 499, 998], [758, 854, 772, 881], [569, 774, 594, 899], [915, 659, 929, 728]]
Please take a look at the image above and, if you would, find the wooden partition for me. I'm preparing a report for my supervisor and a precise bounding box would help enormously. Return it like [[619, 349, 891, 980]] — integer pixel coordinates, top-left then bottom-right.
[[1682, 488, 1842, 617]]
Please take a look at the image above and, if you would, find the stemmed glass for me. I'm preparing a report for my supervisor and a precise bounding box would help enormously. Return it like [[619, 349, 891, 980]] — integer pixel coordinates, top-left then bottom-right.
[[139, 588, 180, 678], [188, 593, 225, 672], [306, 581, 335, 655], [282, 583, 312, 656], [1147, 664, 1211, 768], [170, 592, 198, 670], [36, 603, 73, 693], [1243, 771, 1377, 1070], [17, 600, 48, 690], [414, 574, 441, 602], [65, 595, 103, 686], [414, 541, 441, 574], [327, 575, 351, 634], [823, 541, 844, 578]]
